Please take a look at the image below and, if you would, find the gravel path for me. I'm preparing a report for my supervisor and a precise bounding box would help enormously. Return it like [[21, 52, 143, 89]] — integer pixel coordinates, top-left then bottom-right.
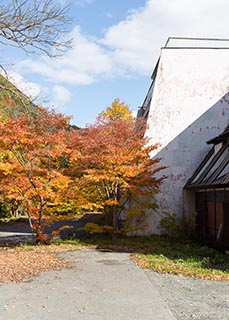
[[0, 249, 228, 319], [0, 249, 175, 320], [0, 219, 228, 319], [146, 270, 229, 320]]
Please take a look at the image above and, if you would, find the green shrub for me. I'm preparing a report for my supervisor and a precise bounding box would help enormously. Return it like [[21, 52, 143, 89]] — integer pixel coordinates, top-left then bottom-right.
[[78, 222, 113, 235], [0, 201, 10, 220], [160, 211, 197, 240]]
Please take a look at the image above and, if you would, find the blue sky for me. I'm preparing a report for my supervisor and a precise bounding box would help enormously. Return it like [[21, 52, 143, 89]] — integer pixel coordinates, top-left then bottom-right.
[[5, 0, 229, 127]]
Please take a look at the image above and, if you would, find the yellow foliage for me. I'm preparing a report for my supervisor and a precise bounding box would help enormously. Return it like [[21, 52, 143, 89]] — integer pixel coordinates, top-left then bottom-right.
[[100, 98, 133, 121], [81, 223, 103, 234], [79, 222, 113, 235], [101, 225, 113, 234]]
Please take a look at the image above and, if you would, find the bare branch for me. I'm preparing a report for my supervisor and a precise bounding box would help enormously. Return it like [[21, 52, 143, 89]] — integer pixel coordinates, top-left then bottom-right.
[[0, 0, 72, 57]]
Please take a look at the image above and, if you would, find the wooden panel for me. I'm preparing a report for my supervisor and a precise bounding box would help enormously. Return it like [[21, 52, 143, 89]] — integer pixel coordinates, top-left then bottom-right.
[[216, 202, 223, 240], [207, 202, 223, 240], [223, 203, 229, 248], [207, 202, 215, 239]]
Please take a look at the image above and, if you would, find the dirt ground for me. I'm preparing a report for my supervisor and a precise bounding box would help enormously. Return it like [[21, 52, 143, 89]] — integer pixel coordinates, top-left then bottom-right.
[[146, 270, 229, 320]]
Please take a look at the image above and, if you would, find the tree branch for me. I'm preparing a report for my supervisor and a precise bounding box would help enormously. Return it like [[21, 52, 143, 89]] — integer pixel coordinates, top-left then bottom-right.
[[0, 0, 72, 57]]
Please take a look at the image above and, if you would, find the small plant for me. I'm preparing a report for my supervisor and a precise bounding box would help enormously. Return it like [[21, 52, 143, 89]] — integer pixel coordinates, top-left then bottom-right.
[[78, 222, 113, 235], [0, 201, 10, 220], [160, 211, 197, 240], [32, 224, 74, 244], [20, 244, 35, 251]]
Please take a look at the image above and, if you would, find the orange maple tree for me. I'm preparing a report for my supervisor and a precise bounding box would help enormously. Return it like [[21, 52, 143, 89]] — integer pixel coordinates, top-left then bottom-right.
[[0, 106, 72, 241], [70, 109, 165, 235]]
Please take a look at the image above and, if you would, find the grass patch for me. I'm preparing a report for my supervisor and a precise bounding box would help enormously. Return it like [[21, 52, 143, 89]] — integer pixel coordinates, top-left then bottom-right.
[[58, 235, 229, 281], [10, 234, 229, 281]]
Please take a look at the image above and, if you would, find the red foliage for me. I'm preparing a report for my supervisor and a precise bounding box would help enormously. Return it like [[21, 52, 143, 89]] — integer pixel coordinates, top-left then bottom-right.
[[69, 116, 165, 234]]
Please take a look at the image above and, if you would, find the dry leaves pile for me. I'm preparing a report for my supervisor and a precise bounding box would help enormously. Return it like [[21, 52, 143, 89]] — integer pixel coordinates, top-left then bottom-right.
[[0, 245, 74, 283]]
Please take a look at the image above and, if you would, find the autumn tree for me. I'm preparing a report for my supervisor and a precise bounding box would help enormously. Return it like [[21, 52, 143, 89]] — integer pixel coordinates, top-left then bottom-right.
[[99, 98, 133, 121], [70, 102, 164, 236], [0, 1, 75, 239], [0, 106, 73, 241]]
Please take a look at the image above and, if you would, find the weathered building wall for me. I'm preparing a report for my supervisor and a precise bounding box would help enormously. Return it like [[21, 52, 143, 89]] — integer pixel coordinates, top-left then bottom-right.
[[143, 48, 229, 234]]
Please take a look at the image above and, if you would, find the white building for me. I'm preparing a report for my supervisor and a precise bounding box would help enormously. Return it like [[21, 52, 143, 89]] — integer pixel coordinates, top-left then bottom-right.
[[137, 37, 229, 235]]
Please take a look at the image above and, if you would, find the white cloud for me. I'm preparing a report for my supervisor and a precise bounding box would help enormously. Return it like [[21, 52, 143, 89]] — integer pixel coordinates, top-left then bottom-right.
[[51, 85, 71, 111], [8, 72, 72, 112], [14, 0, 229, 85], [132, 109, 138, 118], [101, 0, 229, 74], [8, 71, 43, 101], [17, 27, 113, 85]]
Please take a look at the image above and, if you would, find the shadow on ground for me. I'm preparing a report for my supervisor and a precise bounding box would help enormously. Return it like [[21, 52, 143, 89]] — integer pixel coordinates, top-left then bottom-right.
[[0, 213, 102, 246], [74, 234, 229, 275], [0, 214, 228, 276]]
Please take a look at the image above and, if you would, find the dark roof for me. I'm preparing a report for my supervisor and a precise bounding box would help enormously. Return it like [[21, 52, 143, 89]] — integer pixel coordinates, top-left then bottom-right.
[[185, 125, 229, 190], [207, 125, 229, 144], [212, 172, 229, 186]]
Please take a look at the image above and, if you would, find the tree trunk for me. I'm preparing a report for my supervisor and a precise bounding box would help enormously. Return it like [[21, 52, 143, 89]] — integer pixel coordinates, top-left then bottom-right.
[[35, 194, 45, 243], [112, 206, 118, 242]]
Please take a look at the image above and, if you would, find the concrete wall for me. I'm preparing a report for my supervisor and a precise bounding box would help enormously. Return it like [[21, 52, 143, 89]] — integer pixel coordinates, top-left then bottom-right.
[[143, 48, 229, 234]]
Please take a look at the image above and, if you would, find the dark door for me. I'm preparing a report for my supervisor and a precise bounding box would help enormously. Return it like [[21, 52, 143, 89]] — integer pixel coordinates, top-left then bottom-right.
[[223, 203, 229, 248], [206, 202, 223, 240]]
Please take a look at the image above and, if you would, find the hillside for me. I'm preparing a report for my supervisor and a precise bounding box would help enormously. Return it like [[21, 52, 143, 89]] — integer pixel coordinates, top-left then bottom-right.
[[0, 74, 37, 119]]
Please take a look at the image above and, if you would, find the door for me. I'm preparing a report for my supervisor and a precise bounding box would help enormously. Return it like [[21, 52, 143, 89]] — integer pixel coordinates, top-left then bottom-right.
[[223, 203, 229, 248], [206, 202, 223, 240]]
